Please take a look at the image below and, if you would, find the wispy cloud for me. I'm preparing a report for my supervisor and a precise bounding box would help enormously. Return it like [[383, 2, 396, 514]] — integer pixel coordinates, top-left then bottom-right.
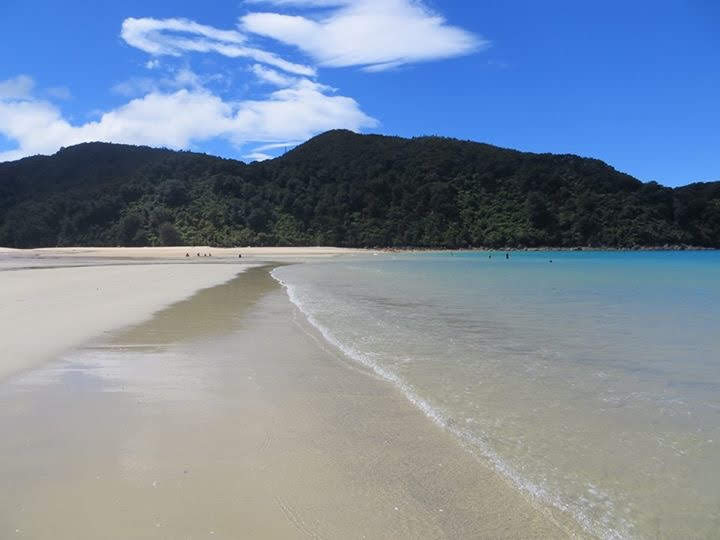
[[241, 0, 485, 71], [250, 64, 297, 87], [251, 141, 302, 152], [111, 68, 217, 97], [121, 17, 315, 76], [243, 151, 274, 161], [242, 140, 301, 161], [0, 75, 34, 100], [46, 86, 72, 100]]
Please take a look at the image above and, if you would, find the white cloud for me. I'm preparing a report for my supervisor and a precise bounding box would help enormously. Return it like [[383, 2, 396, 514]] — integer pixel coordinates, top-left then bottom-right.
[[243, 151, 274, 161], [251, 64, 297, 87], [121, 17, 315, 76], [243, 140, 300, 160], [226, 78, 376, 146], [251, 141, 301, 152], [0, 75, 377, 162], [0, 75, 34, 100], [241, 0, 485, 71], [1, 2, 483, 162], [0, 89, 226, 162]]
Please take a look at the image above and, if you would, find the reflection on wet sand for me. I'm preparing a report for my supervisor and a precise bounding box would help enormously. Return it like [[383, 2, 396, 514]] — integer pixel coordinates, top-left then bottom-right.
[[110, 264, 280, 348]]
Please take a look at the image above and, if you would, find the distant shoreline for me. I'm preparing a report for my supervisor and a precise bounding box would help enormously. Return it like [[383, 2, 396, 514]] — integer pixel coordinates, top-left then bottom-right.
[[1, 244, 716, 258], [0, 246, 369, 260], [382, 245, 718, 252]]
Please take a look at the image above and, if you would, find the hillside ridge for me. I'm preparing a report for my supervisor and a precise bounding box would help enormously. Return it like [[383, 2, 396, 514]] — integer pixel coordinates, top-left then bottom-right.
[[1, 131, 718, 248]]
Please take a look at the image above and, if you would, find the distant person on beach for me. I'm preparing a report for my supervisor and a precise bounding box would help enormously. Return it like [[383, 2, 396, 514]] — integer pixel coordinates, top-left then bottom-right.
[[506, 253, 509, 259]]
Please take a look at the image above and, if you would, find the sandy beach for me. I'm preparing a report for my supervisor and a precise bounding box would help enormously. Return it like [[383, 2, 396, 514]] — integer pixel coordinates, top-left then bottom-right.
[[0, 246, 365, 380], [0, 258, 572, 539]]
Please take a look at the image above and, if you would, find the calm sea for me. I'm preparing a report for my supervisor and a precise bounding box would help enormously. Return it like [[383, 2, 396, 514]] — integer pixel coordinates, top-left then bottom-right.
[[272, 251, 720, 539]]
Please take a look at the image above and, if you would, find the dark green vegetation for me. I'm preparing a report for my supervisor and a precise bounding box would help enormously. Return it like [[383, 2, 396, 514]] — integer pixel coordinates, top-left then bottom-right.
[[1, 130, 718, 248]]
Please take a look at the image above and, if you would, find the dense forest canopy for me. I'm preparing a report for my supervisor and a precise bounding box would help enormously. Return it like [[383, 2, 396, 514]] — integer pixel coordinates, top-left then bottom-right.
[[0, 130, 718, 248]]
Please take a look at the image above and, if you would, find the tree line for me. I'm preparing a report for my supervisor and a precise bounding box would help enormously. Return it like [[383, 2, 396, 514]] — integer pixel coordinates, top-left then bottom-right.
[[1, 130, 718, 248]]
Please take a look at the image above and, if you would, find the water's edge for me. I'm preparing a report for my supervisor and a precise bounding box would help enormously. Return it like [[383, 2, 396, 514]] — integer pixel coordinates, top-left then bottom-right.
[[271, 267, 598, 539]]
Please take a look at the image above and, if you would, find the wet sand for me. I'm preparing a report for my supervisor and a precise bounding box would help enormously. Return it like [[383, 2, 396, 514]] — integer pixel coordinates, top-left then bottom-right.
[[0, 265, 573, 538]]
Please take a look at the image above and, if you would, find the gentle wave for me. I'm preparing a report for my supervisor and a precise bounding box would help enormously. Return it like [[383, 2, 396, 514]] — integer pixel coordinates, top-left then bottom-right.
[[271, 267, 629, 539]]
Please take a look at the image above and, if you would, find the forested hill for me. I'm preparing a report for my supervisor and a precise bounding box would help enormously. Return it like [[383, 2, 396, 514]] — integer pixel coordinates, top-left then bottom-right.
[[1, 130, 718, 248]]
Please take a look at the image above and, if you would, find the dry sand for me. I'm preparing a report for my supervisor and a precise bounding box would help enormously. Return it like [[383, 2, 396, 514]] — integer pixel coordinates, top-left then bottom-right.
[[0, 261, 248, 380], [0, 266, 572, 539]]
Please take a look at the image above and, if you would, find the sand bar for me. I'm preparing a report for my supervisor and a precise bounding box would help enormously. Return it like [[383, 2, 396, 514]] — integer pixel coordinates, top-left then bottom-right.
[[0, 261, 248, 380], [0, 246, 365, 379]]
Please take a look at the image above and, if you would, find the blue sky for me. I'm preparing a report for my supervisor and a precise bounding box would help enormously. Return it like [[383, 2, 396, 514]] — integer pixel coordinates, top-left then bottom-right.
[[1, 0, 718, 186]]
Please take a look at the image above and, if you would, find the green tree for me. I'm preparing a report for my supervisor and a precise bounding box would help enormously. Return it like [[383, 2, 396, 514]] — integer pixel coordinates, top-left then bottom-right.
[[159, 222, 183, 246]]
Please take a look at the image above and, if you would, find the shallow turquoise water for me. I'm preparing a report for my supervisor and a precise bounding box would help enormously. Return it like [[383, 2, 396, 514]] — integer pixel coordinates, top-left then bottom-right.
[[273, 251, 720, 538]]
